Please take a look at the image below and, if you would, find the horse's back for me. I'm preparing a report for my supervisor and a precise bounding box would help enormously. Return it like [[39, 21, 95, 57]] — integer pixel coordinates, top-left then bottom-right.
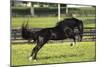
[[64, 18, 82, 26], [56, 18, 82, 29]]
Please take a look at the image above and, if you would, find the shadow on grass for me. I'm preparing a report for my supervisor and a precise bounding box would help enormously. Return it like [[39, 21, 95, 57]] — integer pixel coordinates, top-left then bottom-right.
[[38, 53, 85, 60]]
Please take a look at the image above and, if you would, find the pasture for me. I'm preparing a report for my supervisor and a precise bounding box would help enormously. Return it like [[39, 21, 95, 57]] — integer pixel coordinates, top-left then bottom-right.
[[11, 42, 96, 66], [11, 16, 96, 66], [12, 16, 95, 28]]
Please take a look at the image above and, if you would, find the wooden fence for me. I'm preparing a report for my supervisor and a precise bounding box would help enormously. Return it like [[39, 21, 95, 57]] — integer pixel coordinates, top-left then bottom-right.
[[11, 27, 96, 44]]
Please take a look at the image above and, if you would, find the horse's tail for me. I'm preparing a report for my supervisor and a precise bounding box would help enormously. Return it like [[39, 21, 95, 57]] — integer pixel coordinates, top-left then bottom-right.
[[78, 20, 84, 41]]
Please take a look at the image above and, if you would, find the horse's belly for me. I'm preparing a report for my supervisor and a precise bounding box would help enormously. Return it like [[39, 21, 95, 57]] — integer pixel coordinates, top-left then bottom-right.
[[50, 35, 66, 40], [51, 38, 66, 40]]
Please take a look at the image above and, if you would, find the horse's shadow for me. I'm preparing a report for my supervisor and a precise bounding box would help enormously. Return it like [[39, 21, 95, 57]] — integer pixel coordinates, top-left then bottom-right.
[[38, 53, 84, 60]]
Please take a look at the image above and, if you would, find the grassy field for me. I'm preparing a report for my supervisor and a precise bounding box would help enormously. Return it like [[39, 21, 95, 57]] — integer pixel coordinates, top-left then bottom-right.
[[11, 16, 96, 66], [11, 16, 96, 28], [11, 42, 96, 66]]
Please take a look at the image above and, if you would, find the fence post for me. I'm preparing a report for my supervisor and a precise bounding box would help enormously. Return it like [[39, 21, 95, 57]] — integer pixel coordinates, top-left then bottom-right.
[[13, 30, 17, 39], [66, 4, 68, 15], [28, 2, 35, 17], [58, 3, 61, 21]]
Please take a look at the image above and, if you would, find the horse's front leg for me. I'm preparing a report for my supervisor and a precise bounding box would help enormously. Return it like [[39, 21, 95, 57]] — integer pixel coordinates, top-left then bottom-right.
[[70, 29, 76, 46], [70, 36, 76, 46]]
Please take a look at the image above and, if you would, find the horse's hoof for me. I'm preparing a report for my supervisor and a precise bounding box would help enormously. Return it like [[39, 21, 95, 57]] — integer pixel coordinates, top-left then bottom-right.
[[34, 59, 37, 62], [70, 43, 73, 46], [29, 57, 33, 61]]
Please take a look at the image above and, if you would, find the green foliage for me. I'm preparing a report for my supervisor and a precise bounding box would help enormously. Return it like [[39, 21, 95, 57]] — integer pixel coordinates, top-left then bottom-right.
[[12, 17, 58, 28], [11, 7, 96, 17], [12, 7, 30, 16], [11, 42, 96, 66]]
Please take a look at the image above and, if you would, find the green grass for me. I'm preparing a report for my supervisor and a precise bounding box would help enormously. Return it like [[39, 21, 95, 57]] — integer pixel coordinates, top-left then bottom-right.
[[12, 16, 96, 28], [11, 42, 96, 66], [12, 17, 58, 28]]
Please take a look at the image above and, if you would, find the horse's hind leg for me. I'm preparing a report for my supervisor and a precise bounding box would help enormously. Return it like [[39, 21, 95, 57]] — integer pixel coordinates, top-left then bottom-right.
[[33, 38, 48, 60], [29, 36, 48, 61], [29, 45, 38, 61], [33, 45, 43, 60], [29, 44, 44, 61]]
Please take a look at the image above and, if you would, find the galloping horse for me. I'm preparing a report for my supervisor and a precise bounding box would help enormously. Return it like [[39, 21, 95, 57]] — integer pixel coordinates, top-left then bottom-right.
[[21, 18, 83, 61]]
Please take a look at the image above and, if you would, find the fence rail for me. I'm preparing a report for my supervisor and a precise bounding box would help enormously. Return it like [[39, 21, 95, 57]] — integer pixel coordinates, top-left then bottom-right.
[[11, 27, 96, 44]]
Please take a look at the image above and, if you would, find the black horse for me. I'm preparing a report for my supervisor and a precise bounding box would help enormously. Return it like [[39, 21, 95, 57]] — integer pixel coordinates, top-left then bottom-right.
[[21, 18, 83, 61]]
